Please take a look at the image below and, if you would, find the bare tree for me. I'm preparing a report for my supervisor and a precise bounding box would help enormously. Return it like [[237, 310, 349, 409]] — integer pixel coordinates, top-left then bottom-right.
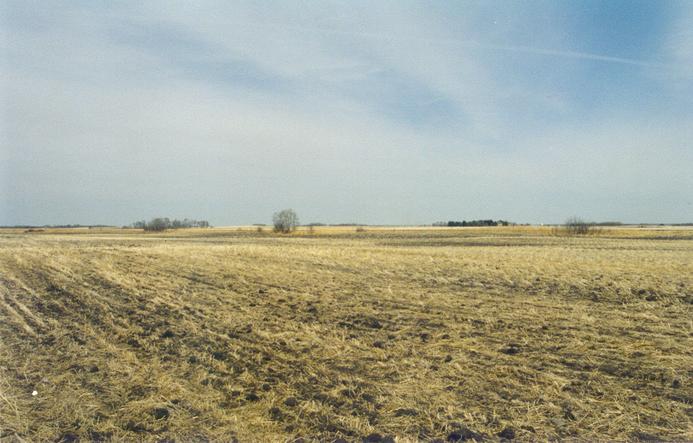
[[273, 209, 299, 233]]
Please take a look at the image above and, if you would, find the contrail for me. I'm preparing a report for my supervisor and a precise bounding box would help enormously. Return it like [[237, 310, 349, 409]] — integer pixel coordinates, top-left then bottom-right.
[[467, 41, 667, 68], [251, 21, 668, 69]]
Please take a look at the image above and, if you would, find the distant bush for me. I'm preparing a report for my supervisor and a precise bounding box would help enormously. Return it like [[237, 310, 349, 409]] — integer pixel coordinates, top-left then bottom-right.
[[273, 209, 299, 233], [564, 216, 591, 235], [557, 217, 603, 236]]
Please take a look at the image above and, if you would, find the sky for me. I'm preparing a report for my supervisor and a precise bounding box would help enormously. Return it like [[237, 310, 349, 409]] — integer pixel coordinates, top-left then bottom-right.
[[1, 0, 692, 226]]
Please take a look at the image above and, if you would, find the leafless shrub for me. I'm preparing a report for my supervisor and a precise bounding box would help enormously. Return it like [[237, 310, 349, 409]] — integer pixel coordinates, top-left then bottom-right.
[[565, 217, 592, 235]]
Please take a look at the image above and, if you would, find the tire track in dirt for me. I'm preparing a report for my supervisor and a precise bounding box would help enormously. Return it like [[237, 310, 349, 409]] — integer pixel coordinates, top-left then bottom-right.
[[0, 276, 47, 337]]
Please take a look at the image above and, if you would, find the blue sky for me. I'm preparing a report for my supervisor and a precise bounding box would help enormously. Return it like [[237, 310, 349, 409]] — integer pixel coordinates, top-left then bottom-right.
[[1, 1, 692, 225]]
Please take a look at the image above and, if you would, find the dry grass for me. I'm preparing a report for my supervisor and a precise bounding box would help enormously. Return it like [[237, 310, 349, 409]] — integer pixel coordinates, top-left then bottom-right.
[[0, 227, 691, 442]]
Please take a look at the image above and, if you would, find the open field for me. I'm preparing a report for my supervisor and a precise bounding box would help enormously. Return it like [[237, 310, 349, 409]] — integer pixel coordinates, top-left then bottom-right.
[[0, 227, 691, 442]]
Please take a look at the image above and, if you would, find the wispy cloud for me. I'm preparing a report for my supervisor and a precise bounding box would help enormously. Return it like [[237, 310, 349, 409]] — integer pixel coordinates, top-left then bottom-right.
[[663, 3, 693, 82]]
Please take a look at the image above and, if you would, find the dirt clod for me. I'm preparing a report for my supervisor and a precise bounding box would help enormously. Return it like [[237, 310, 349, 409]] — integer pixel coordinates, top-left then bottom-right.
[[501, 344, 521, 355], [447, 426, 483, 442], [269, 407, 282, 420], [361, 433, 394, 443], [56, 433, 79, 443], [498, 427, 516, 440], [367, 319, 383, 329], [211, 351, 227, 361], [152, 408, 170, 420]]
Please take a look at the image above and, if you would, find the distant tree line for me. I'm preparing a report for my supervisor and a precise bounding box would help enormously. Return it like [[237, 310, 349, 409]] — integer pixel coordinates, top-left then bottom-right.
[[130, 218, 210, 232], [433, 220, 511, 227], [304, 222, 368, 227], [3, 224, 114, 229]]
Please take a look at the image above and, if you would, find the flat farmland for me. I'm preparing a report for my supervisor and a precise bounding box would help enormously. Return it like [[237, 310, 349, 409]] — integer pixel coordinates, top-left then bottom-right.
[[0, 227, 691, 442]]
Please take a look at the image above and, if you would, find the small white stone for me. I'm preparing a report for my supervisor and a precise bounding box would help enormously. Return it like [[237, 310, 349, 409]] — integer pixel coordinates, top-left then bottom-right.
[[32, 390, 38, 396]]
